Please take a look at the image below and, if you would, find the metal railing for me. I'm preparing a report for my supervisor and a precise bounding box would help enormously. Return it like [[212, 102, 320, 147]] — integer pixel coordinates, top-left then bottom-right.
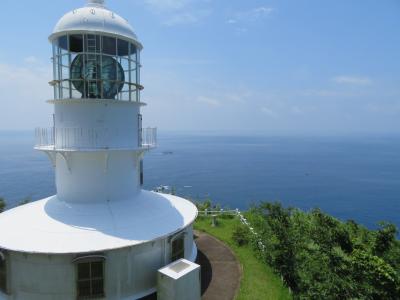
[[35, 127, 157, 150], [141, 127, 157, 148]]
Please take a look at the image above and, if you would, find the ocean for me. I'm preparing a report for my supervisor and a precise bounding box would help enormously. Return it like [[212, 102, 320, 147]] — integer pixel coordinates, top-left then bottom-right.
[[0, 131, 399, 230]]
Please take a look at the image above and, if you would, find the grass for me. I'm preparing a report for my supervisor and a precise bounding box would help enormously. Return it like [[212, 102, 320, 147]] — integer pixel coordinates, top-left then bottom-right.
[[195, 216, 292, 300]]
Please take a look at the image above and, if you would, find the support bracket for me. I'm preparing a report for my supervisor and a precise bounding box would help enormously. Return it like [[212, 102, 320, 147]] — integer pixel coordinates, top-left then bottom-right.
[[58, 151, 72, 173], [44, 151, 57, 168]]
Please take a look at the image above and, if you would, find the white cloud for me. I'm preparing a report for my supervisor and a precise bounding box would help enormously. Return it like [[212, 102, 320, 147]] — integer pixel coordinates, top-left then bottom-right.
[[163, 10, 211, 26], [144, 0, 190, 12], [365, 102, 400, 115], [333, 75, 372, 85], [24, 56, 40, 64], [260, 106, 278, 118], [197, 96, 221, 107], [144, 0, 211, 26], [228, 6, 274, 25], [0, 61, 53, 130]]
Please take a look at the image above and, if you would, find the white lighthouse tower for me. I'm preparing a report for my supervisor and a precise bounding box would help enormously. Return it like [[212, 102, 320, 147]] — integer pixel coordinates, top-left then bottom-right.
[[0, 1, 198, 299]]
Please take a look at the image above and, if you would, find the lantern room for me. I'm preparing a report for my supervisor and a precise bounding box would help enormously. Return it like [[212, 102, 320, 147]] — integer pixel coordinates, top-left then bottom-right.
[[49, 0, 143, 102]]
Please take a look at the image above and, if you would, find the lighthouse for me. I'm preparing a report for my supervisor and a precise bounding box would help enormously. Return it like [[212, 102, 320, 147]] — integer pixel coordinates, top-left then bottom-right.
[[0, 1, 198, 299]]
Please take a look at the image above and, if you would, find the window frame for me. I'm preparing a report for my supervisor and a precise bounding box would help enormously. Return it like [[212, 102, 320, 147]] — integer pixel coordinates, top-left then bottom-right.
[[73, 254, 106, 299], [170, 234, 185, 262], [0, 250, 8, 295], [51, 33, 141, 102]]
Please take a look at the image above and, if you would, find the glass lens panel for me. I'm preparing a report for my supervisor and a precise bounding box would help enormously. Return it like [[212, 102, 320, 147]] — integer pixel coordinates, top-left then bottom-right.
[[102, 36, 116, 55], [117, 39, 129, 56], [69, 35, 83, 53]]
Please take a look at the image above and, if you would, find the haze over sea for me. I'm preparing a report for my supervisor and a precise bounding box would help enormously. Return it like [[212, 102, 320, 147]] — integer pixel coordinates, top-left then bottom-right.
[[0, 131, 399, 230]]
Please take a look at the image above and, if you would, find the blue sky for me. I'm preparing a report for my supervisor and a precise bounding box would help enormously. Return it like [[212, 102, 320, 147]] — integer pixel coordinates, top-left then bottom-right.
[[0, 0, 399, 134]]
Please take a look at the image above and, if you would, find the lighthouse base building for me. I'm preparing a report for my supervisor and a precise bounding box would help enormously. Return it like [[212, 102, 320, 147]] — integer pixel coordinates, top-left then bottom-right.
[[0, 0, 198, 299], [0, 192, 197, 299]]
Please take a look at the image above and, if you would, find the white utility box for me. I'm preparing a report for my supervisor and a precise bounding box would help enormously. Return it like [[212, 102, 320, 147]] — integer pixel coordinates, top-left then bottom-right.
[[157, 259, 201, 300]]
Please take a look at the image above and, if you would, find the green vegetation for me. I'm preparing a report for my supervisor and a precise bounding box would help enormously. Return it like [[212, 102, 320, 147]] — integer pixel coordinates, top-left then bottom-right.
[[245, 202, 400, 299], [195, 216, 292, 300], [0, 197, 5, 213]]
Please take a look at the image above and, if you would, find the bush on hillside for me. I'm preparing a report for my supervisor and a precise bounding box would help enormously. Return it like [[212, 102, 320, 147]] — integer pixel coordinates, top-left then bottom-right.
[[0, 197, 5, 213], [245, 202, 400, 299], [232, 223, 250, 246]]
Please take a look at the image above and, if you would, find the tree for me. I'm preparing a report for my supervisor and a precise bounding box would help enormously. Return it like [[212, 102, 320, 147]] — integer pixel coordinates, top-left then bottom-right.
[[0, 197, 5, 213], [18, 197, 31, 206], [351, 249, 400, 299], [374, 222, 398, 256]]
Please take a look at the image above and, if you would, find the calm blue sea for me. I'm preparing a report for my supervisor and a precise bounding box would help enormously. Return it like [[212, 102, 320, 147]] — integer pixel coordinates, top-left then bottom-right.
[[0, 131, 399, 230]]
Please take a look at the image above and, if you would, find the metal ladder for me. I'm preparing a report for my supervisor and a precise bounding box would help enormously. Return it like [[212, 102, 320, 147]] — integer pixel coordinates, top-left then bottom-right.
[[86, 36, 99, 97]]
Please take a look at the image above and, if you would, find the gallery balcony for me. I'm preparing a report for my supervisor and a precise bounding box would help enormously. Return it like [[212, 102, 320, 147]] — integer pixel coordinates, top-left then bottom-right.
[[35, 127, 157, 151]]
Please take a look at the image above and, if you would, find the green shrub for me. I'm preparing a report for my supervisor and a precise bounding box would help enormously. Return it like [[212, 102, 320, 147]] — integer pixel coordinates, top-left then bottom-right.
[[0, 198, 5, 213], [232, 223, 250, 246]]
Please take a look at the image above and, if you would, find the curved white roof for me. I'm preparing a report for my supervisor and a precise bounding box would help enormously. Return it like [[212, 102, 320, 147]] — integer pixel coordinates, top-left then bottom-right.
[[0, 191, 197, 254], [50, 0, 142, 48]]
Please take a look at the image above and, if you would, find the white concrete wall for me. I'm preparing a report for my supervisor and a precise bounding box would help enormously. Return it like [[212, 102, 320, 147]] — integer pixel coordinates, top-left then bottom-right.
[[2, 225, 196, 300], [54, 101, 141, 150], [56, 151, 141, 203]]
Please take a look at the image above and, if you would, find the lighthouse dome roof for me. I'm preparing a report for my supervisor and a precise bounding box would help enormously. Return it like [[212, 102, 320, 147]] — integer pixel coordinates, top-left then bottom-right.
[[50, 0, 142, 48]]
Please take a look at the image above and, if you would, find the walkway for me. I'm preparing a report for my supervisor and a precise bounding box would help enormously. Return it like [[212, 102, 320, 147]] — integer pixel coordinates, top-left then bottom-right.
[[141, 231, 241, 300], [195, 231, 242, 300]]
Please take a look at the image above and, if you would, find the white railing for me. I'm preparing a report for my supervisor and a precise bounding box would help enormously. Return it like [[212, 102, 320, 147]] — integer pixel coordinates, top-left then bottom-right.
[[35, 128, 55, 148], [35, 127, 157, 150], [141, 127, 157, 148]]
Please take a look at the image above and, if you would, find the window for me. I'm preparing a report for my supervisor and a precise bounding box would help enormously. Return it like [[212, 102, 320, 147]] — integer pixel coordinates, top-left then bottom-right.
[[140, 160, 144, 186], [0, 251, 7, 294], [75, 256, 105, 299], [58, 35, 68, 51], [117, 39, 129, 56], [171, 236, 185, 262], [69, 34, 83, 53], [102, 36, 116, 55]]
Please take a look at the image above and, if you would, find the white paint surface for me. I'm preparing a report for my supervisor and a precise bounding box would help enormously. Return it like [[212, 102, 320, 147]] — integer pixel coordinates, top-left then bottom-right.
[[0, 191, 197, 254], [157, 259, 201, 300], [50, 1, 141, 47]]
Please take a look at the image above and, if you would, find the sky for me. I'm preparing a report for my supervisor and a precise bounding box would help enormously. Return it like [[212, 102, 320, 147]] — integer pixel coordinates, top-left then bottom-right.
[[0, 0, 399, 134]]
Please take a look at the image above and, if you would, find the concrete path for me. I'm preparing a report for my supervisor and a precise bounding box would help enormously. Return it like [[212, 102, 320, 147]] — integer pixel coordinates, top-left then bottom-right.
[[195, 231, 242, 300]]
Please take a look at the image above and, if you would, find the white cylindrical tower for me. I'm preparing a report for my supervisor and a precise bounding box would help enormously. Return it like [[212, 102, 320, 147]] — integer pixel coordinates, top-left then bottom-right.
[[0, 1, 198, 299], [37, 0, 154, 203]]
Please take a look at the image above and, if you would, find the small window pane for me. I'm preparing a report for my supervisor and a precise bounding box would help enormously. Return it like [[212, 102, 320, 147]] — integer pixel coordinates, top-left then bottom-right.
[[77, 260, 104, 299], [58, 35, 68, 51], [117, 39, 129, 56], [77, 280, 91, 297], [78, 263, 90, 279], [91, 279, 104, 295], [70, 35, 83, 53], [0, 256, 6, 293], [102, 36, 116, 55], [130, 43, 137, 57], [172, 237, 185, 262], [91, 261, 103, 278]]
